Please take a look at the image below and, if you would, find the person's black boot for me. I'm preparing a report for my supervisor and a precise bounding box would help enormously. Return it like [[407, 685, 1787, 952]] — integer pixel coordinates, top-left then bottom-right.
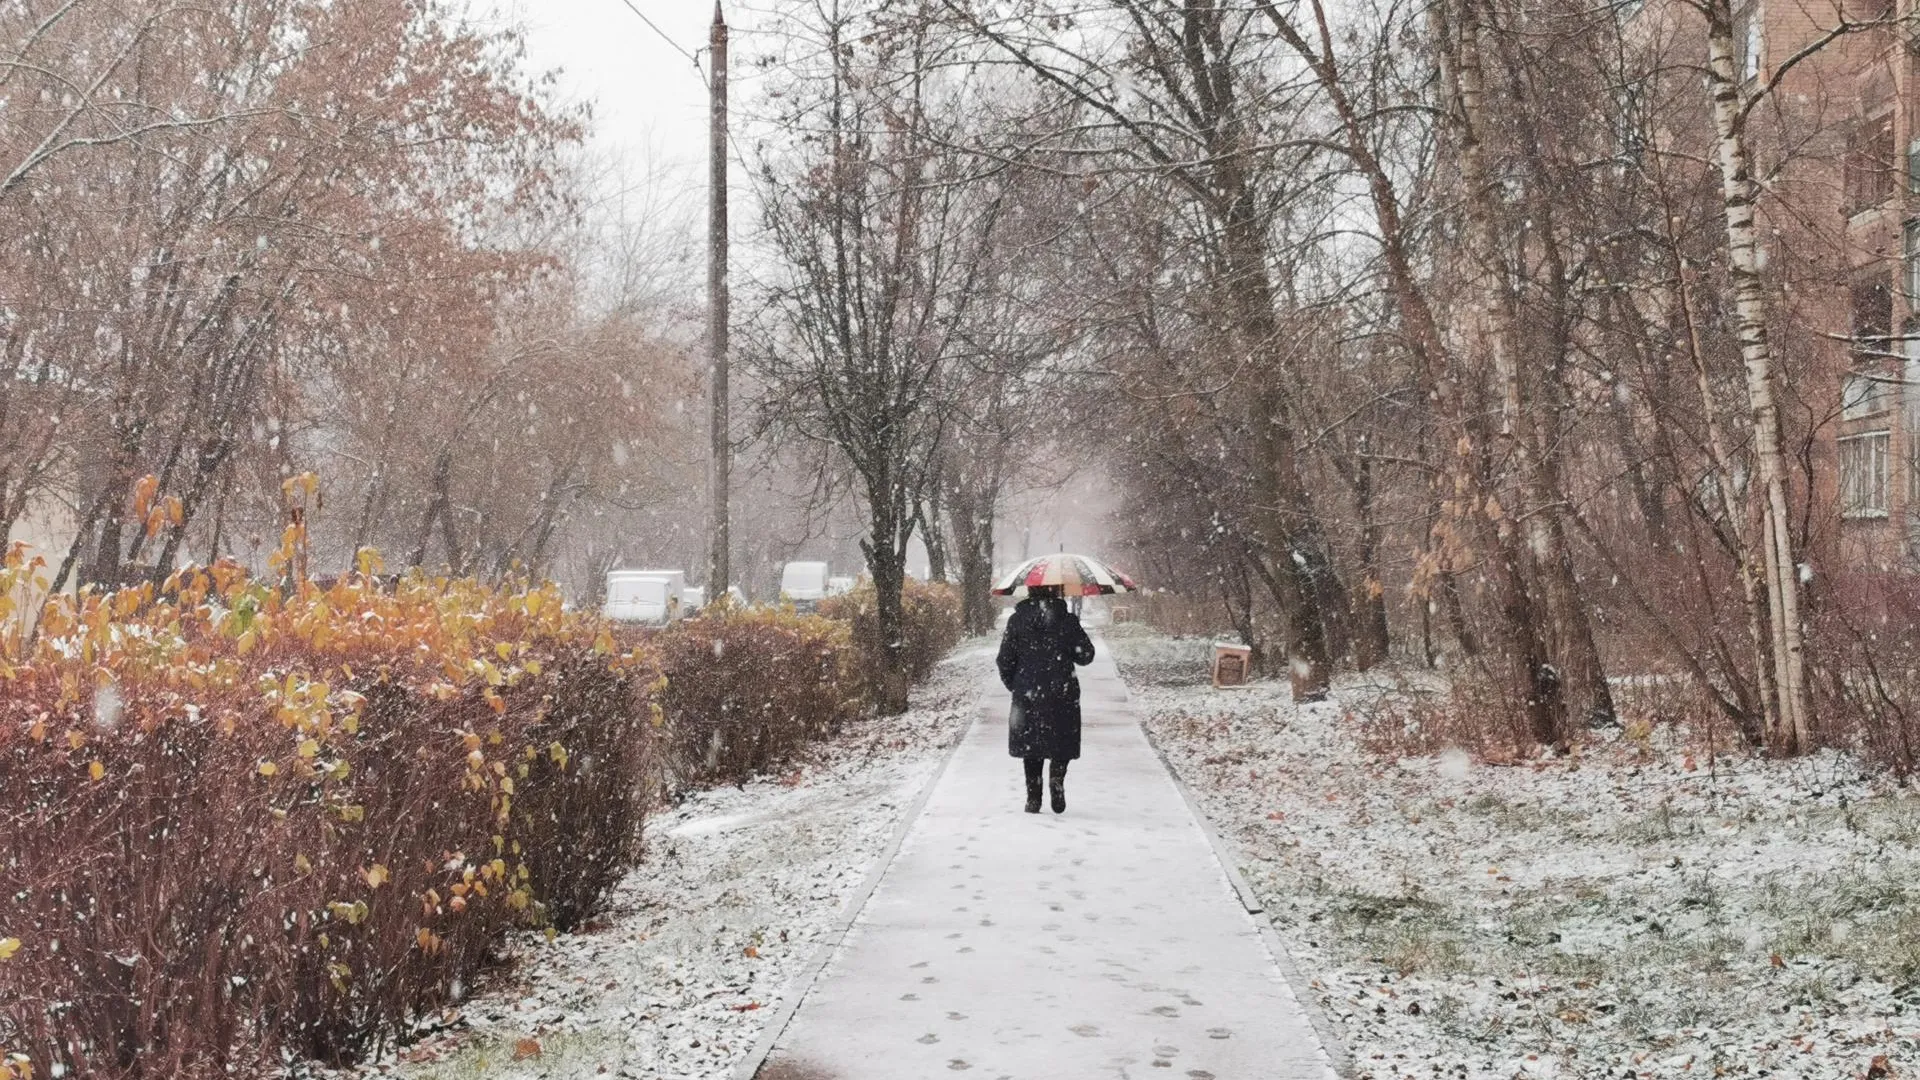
[[1049, 760, 1068, 814], [1023, 760, 1043, 814]]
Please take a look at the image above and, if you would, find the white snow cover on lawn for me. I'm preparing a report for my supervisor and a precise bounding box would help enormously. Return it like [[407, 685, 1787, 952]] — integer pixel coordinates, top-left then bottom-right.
[[361, 644, 986, 1080], [1112, 631, 1920, 1080]]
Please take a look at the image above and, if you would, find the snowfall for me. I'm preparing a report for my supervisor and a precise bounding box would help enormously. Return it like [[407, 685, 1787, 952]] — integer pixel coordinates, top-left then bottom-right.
[[353, 630, 1920, 1080]]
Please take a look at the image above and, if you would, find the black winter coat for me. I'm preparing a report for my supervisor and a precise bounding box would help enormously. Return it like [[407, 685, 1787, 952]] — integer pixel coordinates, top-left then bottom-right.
[[996, 597, 1096, 760]]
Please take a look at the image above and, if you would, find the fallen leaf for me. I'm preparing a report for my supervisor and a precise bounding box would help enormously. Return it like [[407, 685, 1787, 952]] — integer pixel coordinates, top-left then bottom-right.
[[732, 1002, 762, 1012], [1770, 953, 1785, 968], [1867, 1054, 1895, 1079], [513, 1037, 542, 1061], [743, 945, 759, 958]]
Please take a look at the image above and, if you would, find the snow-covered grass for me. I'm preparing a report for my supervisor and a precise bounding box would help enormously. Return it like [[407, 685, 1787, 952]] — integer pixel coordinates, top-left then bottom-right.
[[1111, 633, 1920, 1080], [353, 644, 988, 1080]]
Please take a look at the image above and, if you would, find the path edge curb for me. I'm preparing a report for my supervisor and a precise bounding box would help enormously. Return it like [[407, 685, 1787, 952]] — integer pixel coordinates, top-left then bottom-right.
[[730, 678, 980, 1080], [1139, 712, 1356, 1079]]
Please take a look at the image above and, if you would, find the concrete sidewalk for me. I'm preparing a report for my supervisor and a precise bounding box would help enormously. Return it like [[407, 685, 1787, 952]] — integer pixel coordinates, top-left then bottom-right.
[[750, 641, 1339, 1080]]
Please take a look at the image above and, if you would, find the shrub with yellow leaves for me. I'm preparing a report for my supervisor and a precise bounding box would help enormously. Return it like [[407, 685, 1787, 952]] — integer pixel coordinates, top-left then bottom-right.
[[0, 547, 656, 1075], [816, 578, 963, 711], [651, 603, 855, 790]]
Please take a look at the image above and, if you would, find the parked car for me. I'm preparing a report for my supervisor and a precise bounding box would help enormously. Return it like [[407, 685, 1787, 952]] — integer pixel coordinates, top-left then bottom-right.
[[683, 585, 707, 613], [826, 575, 856, 596], [779, 561, 831, 612]]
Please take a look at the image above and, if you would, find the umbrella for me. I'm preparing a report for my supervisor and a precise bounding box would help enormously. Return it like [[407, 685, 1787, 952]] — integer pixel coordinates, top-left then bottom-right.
[[991, 553, 1138, 597]]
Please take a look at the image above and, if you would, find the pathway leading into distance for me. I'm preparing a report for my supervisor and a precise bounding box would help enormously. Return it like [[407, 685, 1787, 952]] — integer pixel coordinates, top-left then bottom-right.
[[748, 639, 1340, 1080]]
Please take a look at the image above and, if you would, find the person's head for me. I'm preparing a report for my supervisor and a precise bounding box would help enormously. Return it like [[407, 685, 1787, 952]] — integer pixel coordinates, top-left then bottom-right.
[[1029, 585, 1065, 602]]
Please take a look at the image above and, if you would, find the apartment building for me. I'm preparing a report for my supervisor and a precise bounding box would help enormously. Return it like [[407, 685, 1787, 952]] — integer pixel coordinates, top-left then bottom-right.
[[1794, 4, 1920, 566]]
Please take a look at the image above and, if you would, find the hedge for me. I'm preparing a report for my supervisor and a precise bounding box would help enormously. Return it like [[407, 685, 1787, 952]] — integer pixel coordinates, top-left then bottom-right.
[[0, 549, 656, 1076]]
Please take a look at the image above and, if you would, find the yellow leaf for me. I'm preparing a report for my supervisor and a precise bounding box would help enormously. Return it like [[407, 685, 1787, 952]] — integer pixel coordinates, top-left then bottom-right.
[[65, 729, 85, 750], [88, 761, 104, 781], [257, 760, 279, 777], [364, 864, 390, 889], [27, 720, 45, 743], [294, 854, 313, 874], [0, 937, 20, 960], [524, 659, 543, 677], [297, 739, 320, 759], [495, 642, 513, 662]]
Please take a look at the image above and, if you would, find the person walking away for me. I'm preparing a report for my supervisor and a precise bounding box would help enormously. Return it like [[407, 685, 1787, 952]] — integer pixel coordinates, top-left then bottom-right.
[[996, 585, 1095, 813]]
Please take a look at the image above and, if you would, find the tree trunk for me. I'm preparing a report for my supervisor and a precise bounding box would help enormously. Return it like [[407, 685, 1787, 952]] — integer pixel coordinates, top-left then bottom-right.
[[1247, 388, 1334, 702], [862, 530, 913, 716], [1674, 247, 1775, 747], [1222, 203, 1337, 699], [1434, 0, 1569, 746], [1703, 0, 1812, 753], [1351, 447, 1392, 671], [922, 491, 950, 584], [408, 449, 456, 571], [948, 462, 1001, 637]]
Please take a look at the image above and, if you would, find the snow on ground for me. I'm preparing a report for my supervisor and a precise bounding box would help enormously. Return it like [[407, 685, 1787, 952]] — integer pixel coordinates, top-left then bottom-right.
[[1108, 628, 1920, 1080], [358, 643, 988, 1080]]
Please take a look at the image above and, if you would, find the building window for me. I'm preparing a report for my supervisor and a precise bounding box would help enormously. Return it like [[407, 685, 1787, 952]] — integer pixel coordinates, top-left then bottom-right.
[[1740, 9, 1763, 82], [1907, 220, 1920, 299], [1847, 113, 1897, 212], [1841, 431, 1892, 518], [1853, 275, 1894, 359], [1844, 373, 1894, 419], [1907, 358, 1920, 511]]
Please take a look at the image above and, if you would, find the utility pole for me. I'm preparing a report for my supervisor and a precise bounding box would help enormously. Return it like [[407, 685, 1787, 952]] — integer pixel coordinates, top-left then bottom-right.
[[707, 2, 731, 598]]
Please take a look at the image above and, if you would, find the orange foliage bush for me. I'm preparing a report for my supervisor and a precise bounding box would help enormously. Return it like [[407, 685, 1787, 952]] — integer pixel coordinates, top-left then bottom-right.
[[816, 579, 963, 708], [651, 605, 854, 790], [0, 545, 656, 1076]]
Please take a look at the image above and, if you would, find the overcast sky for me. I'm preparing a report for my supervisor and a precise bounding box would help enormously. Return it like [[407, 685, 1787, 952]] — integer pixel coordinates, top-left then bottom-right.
[[473, 1, 764, 193]]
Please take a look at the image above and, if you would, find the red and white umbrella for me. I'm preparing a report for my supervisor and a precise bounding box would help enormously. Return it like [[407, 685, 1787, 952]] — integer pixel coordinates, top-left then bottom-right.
[[991, 553, 1138, 597]]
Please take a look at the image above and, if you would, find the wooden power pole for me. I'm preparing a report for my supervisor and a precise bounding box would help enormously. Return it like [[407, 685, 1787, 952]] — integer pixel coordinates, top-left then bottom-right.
[[707, 2, 731, 598]]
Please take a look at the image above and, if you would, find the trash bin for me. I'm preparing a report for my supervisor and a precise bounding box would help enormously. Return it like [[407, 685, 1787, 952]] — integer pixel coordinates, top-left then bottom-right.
[[1212, 642, 1253, 688]]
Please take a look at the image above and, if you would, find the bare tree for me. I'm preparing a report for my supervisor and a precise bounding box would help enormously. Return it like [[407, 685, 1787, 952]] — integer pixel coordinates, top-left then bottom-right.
[[745, 0, 1007, 711]]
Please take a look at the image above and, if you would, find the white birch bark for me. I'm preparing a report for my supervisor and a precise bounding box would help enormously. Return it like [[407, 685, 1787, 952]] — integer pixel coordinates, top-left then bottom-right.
[[1702, 0, 1811, 752]]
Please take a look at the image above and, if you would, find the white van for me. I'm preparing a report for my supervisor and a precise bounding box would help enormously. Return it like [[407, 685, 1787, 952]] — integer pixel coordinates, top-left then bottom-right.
[[603, 569, 686, 625], [779, 561, 831, 611]]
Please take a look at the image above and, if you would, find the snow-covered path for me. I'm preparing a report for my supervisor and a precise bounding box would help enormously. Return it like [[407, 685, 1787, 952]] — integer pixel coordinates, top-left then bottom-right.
[[750, 640, 1340, 1080]]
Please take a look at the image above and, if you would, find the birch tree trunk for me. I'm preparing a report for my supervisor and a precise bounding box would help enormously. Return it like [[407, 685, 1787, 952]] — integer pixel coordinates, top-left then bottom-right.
[[1702, 0, 1812, 753], [1431, 0, 1572, 744]]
